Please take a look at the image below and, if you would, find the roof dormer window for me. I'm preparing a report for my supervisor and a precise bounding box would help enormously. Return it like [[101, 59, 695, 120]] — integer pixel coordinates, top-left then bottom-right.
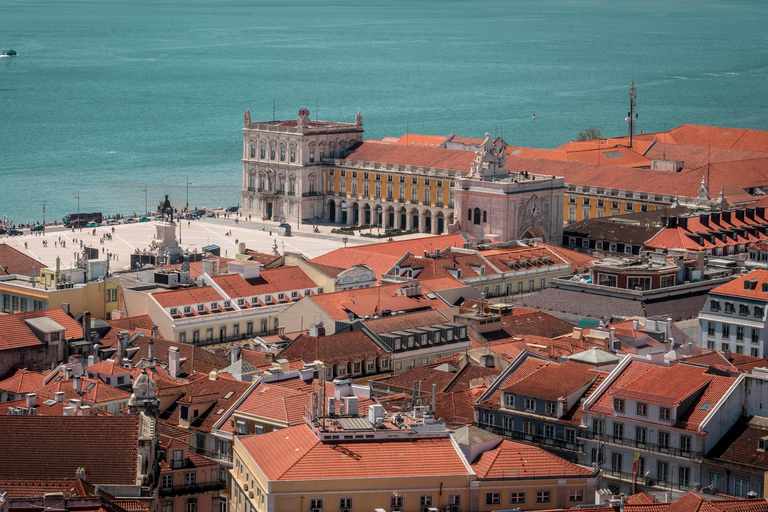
[[224, 301, 231, 308], [170, 308, 178, 316], [197, 304, 204, 312]]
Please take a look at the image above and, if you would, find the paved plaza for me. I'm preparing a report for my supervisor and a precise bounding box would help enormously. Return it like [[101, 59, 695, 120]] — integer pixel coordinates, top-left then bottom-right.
[[1, 216, 429, 272]]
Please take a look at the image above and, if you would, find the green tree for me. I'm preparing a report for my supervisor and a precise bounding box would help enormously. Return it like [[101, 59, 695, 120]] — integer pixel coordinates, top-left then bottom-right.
[[576, 127, 602, 141]]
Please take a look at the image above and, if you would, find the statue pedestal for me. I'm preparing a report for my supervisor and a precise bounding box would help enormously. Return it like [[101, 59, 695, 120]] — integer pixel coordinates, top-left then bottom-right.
[[155, 222, 178, 250]]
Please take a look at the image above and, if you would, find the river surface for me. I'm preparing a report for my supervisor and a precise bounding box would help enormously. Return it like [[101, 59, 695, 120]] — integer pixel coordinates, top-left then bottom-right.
[[1, 0, 767, 224]]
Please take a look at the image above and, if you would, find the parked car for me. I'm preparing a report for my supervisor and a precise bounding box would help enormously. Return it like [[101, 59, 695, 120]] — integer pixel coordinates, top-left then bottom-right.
[[226, 206, 239, 212], [30, 224, 45, 232], [0, 228, 7, 235], [106, 219, 120, 225], [138, 216, 150, 222], [86, 222, 100, 227], [8, 229, 23, 236], [206, 211, 216, 218], [123, 217, 137, 224], [192, 209, 206, 218]]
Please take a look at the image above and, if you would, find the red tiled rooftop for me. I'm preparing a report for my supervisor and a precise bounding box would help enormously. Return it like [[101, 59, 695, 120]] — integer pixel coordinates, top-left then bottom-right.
[[240, 423, 471, 481], [502, 361, 601, 400], [279, 331, 384, 366], [0, 243, 47, 276], [471, 439, 594, 479], [0, 309, 83, 351], [393, 134, 448, 147], [344, 141, 475, 172], [709, 270, 768, 301], [612, 363, 714, 406], [0, 368, 46, 394], [0, 416, 140, 485]]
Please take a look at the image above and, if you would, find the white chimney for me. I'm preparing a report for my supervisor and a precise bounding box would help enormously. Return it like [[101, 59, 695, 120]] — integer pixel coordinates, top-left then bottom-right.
[[209, 370, 218, 381], [62, 406, 75, 416], [73, 375, 82, 394], [69, 399, 81, 412], [55, 391, 65, 403], [148, 339, 154, 361], [609, 328, 616, 351], [309, 324, 318, 337], [632, 319, 639, 331], [169, 346, 180, 378], [64, 367, 73, 380], [152, 325, 159, 338], [230, 345, 241, 365], [115, 335, 123, 365], [26, 393, 36, 408]]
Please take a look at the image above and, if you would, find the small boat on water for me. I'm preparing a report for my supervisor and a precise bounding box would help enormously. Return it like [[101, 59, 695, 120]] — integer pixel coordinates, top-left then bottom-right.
[[2, 49, 17, 56]]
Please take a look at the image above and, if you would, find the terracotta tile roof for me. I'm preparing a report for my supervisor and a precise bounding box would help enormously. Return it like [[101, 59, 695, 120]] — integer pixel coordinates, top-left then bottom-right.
[[35, 377, 131, 405], [645, 142, 768, 169], [552, 140, 651, 168], [435, 387, 487, 425], [106, 315, 156, 335], [684, 351, 768, 374], [478, 356, 551, 410], [377, 363, 459, 393], [152, 284, 225, 309], [612, 363, 715, 406], [344, 141, 475, 172], [708, 417, 768, 471], [499, 310, 575, 339], [471, 439, 594, 479], [393, 134, 448, 147], [0, 308, 83, 351], [213, 266, 317, 298], [502, 361, 601, 401], [99, 334, 229, 377], [158, 373, 250, 433], [362, 309, 450, 334], [0, 243, 47, 276], [538, 242, 598, 272], [0, 478, 80, 498], [0, 416, 140, 484], [666, 124, 768, 153], [0, 368, 46, 394], [86, 360, 131, 377], [675, 374, 735, 430], [310, 234, 472, 281], [308, 282, 449, 321], [243, 250, 282, 266], [240, 423, 471, 481], [651, 491, 768, 512], [708, 270, 768, 301], [279, 331, 384, 366]]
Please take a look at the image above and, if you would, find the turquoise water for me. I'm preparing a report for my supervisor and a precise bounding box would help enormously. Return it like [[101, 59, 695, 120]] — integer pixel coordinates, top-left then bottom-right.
[[2, 0, 768, 224]]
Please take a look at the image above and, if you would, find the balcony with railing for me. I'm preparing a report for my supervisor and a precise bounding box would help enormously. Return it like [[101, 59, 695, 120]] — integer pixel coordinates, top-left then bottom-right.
[[605, 469, 691, 492], [302, 191, 322, 197], [189, 446, 232, 464], [159, 479, 227, 497], [583, 432, 702, 460], [474, 422, 583, 453]]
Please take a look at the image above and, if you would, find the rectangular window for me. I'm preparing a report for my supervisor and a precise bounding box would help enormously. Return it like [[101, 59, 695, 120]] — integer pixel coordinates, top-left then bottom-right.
[[338, 498, 352, 510], [290, 148, 296, 162], [309, 150, 315, 163], [637, 402, 647, 416], [502, 415, 514, 431], [753, 329, 761, 344], [447, 495, 461, 506], [725, 302, 735, 313], [485, 493, 500, 505], [680, 435, 691, 453], [611, 452, 622, 474], [614, 398, 624, 412], [390, 496, 403, 509], [546, 401, 557, 416], [280, 147, 286, 161], [260, 146, 265, 159], [679, 466, 690, 488], [735, 477, 748, 498], [658, 431, 670, 449], [708, 322, 716, 336], [525, 397, 535, 411], [660, 407, 670, 421], [565, 429, 576, 444], [309, 499, 323, 511], [505, 394, 514, 407], [723, 324, 731, 337], [544, 424, 555, 439], [658, 461, 669, 483], [510, 492, 525, 504], [636, 426, 646, 444], [418, 496, 432, 507], [613, 422, 624, 440], [535, 491, 551, 504], [737, 326, 745, 340], [569, 490, 584, 502], [709, 472, 722, 491]]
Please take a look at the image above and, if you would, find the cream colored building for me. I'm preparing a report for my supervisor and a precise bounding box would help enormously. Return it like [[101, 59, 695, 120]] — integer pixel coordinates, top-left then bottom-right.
[[241, 108, 364, 225]]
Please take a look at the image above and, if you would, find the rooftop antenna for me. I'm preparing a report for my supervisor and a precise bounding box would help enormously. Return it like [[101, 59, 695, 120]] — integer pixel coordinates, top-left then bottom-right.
[[273, 100, 275, 122], [663, 115, 667, 160], [626, 80, 637, 149], [406, 116, 409, 145]]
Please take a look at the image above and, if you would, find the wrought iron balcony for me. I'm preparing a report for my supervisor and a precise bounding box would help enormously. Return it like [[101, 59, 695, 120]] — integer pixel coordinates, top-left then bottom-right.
[[474, 422, 583, 453], [159, 479, 227, 497], [582, 432, 701, 460]]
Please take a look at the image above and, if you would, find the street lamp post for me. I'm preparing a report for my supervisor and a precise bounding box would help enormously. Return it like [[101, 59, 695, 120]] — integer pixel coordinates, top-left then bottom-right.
[[74, 192, 81, 231]]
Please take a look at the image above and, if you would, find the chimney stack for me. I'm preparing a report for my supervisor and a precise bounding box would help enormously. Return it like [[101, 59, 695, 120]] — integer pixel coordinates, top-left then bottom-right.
[[73, 375, 82, 394], [55, 391, 65, 403], [148, 338, 154, 362], [230, 345, 241, 365], [152, 325, 159, 338], [82, 311, 91, 345], [26, 393, 36, 408], [632, 319, 639, 331], [169, 346, 180, 378], [309, 324, 318, 337]]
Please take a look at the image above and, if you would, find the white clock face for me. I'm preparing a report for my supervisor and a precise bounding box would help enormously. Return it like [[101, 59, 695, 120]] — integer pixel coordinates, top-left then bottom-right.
[[527, 197, 541, 217]]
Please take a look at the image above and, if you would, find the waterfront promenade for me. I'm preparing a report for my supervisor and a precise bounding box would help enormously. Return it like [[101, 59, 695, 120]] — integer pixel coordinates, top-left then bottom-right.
[[0, 214, 421, 271]]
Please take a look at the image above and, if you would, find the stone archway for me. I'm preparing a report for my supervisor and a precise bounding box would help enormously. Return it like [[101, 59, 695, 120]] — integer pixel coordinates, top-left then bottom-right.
[[520, 226, 547, 242], [363, 204, 372, 225], [436, 211, 445, 234], [341, 201, 348, 224], [400, 207, 407, 230], [329, 199, 336, 223]]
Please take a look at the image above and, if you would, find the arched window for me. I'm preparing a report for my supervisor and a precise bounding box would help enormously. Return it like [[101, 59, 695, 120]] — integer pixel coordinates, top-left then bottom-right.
[[474, 208, 481, 225], [483, 210, 487, 223]]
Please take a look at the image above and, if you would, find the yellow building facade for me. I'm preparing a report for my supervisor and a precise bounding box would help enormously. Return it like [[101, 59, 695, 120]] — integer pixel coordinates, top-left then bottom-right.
[[0, 274, 120, 319]]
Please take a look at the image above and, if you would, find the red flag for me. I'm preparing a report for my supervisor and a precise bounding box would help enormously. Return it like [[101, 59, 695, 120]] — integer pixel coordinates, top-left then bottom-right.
[[631, 452, 640, 495]]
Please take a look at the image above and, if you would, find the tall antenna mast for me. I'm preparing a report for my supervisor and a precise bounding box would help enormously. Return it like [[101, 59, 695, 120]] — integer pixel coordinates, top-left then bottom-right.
[[627, 80, 637, 148], [273, 100, 275, 122]]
